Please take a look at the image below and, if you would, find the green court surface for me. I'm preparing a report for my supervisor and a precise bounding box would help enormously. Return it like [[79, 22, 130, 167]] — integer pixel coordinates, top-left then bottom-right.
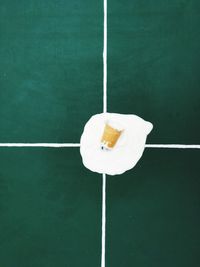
[[106, 150, 200, 267], [0, 0, 103, 142], [108, 0, 200, 144], [0, 148, 101, 267], [0, 149, 199, 266], [0, 0, 200, 267]]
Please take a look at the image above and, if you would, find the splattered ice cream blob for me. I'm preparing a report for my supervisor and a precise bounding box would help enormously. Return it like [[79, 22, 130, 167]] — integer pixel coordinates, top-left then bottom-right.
[[80, 113, 153, 175]]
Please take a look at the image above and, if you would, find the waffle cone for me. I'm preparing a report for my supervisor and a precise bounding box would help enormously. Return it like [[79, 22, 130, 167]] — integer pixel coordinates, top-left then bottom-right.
[[101, 123, 123, 149]]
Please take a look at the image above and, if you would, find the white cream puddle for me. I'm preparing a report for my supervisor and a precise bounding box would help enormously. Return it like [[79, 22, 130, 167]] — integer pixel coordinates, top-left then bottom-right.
[[80, 113, 153, 175]]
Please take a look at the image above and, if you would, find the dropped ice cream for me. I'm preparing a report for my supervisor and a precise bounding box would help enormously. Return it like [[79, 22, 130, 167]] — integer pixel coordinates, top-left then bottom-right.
[[80, 113, 153, 175], [100, 120, 124, 150]]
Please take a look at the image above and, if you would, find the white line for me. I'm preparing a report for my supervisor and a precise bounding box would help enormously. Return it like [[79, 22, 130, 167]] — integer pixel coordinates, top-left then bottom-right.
[[145, 144, 200, 149], [101, 1, 107, 267], [0, 143, 80, 147], [101, 173, 106, 267], [103, 0, 107, 113], [0, 143, 199, 148]]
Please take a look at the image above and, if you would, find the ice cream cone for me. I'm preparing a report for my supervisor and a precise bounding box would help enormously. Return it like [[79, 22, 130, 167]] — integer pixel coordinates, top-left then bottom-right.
[[101, 123, 123, 150]]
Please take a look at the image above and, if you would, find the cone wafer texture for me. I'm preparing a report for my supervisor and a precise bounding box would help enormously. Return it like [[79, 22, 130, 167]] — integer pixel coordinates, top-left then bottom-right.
[[101, 124, 122, 149]]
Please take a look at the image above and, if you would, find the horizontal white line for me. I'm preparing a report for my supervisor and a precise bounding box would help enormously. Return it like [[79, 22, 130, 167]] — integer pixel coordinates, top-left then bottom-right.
[[0, 143, 80, 147], [0, 144, 199, 149], [145, 144, 200, 149]]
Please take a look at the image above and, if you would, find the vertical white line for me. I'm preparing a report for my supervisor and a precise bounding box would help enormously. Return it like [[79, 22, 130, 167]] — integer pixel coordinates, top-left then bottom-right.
[[101, 173, 106, 267], [103, 0, 107, 113], [101, 1, 107, 266]]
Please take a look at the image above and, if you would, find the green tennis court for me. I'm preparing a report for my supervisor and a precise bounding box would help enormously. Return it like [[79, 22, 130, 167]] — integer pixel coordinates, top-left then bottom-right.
[[0, 1, 200, 266]]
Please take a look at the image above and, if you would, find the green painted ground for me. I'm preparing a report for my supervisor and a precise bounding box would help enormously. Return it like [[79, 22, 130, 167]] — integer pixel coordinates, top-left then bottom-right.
[[0, 0, 103, 142], [0, 0, 200, 267], [106, 150, 200, 267], [108, 0, 200, 143], [0, 148, 101, 267]]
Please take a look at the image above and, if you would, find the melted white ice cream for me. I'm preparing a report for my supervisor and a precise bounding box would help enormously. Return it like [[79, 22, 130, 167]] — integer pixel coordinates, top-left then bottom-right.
[[80, 113, 153, 175]]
